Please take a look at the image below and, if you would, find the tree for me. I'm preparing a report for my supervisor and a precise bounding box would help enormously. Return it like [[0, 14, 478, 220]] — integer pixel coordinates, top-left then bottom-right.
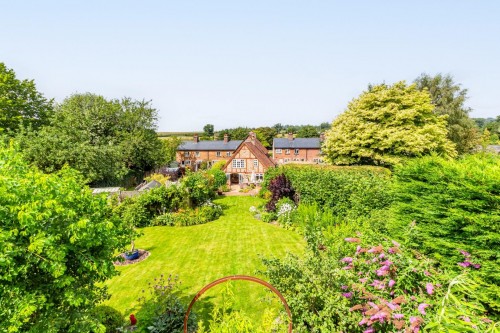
[[203, 123, 214, 137], [18, 93, 165, 185], [414, 73, 478, 154], [254, 126, 277, 148], [296, 125, 320, 138], [322, 81, 456, 166], [0, 62, 53, 134], [0, 144, 133, 332], [161, 136, 182, 165]]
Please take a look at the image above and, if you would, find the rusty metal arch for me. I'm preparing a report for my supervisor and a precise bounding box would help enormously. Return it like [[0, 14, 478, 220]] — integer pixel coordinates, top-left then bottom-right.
[[183, 275, 292, 333]]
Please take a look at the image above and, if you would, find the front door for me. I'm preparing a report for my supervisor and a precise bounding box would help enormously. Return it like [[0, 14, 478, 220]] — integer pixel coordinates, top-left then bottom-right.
[[230, 173, 240, 184]]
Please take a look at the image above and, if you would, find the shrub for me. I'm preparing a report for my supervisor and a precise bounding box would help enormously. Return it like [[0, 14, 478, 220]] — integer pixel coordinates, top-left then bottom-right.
[[151, 213, 175, 226], [182, 170, 222, 206], [136, 275, 196, 333], [91, 305, 124, 333], [265, 173, 296, 212], [262, 165, 392, 217], [276, 197, 296, 229], [388, 154, 500, 285], [260, 211, 276, 223]]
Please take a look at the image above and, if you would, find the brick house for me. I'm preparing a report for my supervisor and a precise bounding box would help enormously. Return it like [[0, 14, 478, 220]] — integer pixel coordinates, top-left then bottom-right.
[[176, 134, 242, 169], [272, 133, 325, 164], [224, 132, 276, 185]]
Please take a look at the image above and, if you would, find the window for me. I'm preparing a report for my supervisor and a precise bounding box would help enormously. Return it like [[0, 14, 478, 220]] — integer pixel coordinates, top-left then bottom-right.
[[285, 149, 290, 155], [294, 148, 300, 155], [284, 158, 290, 163], [275, 149, 282, 154], [226, 152, 231, 157], [255, 174, 264, 182], [253, 159, 258, 168], [232, 159, 245, 168], [216, 151, 221, 157], [195, 151, 200, 157], [185, 160, 191, 165], [184, 151, 190, 157]]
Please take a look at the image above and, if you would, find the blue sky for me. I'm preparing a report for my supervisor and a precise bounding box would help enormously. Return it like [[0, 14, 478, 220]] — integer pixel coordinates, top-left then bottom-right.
[[1, 0, 499, 131]]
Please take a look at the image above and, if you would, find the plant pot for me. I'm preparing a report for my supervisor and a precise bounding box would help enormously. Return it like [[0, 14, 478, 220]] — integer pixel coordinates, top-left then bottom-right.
[[125, 250, 139, 260]]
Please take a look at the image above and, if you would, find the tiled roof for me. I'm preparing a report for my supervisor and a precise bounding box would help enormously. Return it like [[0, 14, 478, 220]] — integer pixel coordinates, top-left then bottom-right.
[[273, 138, 321, 149], [178, 140, 242, 151], [244, 142, 276, 169]]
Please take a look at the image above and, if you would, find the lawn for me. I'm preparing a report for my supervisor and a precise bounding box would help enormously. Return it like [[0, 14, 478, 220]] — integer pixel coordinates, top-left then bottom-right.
[[105, 195, 305, 325]]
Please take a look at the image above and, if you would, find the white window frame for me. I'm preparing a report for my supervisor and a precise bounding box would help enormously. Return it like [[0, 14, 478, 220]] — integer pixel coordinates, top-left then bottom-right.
[[275, 148, 282, 154], [253, 159, 258, 168], [195, 151, 200, 157], [255, 173, 264, 182], [185, 160, 191, 165], [216, 151, 221, 157], [285, 149, 290, 155], [294, 148, 300, 155], [226, 151, 231, 157], [232, 159, 245, 169], [184, 151, 190, 157]]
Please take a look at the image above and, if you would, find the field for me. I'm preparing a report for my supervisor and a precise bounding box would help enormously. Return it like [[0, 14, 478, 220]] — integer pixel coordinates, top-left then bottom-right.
[[105, 196, 305, 324]]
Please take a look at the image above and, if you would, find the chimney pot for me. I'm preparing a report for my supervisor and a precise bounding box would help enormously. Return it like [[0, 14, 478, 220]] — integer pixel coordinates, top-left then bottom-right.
[[224, 133, 229, 143], [288, 132, 294, 141], [320, 132, 325, 142], [193, 134, 199, 143]]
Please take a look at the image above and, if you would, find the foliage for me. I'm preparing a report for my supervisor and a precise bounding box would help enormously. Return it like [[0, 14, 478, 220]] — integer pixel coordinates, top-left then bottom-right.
[[18, 93, 165, 185], [203, 124, 214, 138], [116, 185, 185, 228], [262, 165, 392, 218], [210, 160, 226, 171], [260, 211, 277, 223], [0, 62, 54, 134], [91, 306, 125, 333], [388, 154, 500, 285], [296, 125, 320, 138], [322, 81, 456, 166], [160, 136, 182, 166], [145, 173, 170, 185], [414, 73, 479, 154], [136, 275, 196, 333], [165, 202, 223, 227], [216, 127, 251, 140], [0, 144, 134, 332], [254, 126, 278, 148], [182, 169, 225, 206], [197, 283, 289, 333], [265, 173, 296, 212]]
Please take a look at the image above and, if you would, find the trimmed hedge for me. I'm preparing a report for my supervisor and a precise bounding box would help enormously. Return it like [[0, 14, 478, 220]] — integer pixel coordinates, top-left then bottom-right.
[[388, 154, 500, 284], [262, 164, 392, 217]]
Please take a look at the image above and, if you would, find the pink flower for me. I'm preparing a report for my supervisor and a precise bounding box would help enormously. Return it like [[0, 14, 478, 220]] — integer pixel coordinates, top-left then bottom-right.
[[385, 301, 399, 310], [356, 245, 362, 254], [367, 301, 379, 310], [459, 250, 471, 257], [378, 253, 385, 259], [376, 265, 391, 276], [341, 257, 354, 263], [388, 279, 396, 288], [473, 263, 481, 269], [392, 240, 401, 247], [342, 292, 353, 298], [380, 260, 393, 266], [393, 313, 404, 319], [359, 278, 368, 283], [363, 328, 374, 333], [424, 270, 431, 276], [426, 283, 434, 295], [458, 261, 471, 267], [341, 285, 348, 290], [359, 318, 368, 326], [345, 237, 361, 243], [418, 303, 430, 315], [342, 264, 353, 270], [370, 311, 389, 323]]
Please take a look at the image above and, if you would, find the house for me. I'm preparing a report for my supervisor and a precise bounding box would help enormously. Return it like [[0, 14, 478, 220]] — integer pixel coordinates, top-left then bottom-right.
[[176, 134, 242, 169], [272, 133, 325, 164], [224, 132, 276, 185]]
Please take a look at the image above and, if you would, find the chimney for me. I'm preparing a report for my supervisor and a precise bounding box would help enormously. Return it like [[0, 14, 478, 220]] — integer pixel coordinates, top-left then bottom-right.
[[193, 134, 199, 143], [224, 133, 229, 143], [249, 131, 256, 145], [320, 132, 325, 142], [288, 132, 294, 141]]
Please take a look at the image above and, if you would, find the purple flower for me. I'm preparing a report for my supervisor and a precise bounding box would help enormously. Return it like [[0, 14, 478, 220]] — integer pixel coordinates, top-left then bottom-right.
[[426, 283, 434, 295], [473, 263, 481, 269], [341, 285, 348, 290], [385, 301, 399, 310], [359, 278, 368, 283], [370, 311, 389, 323], [393, 313, 404, 319], [342, 292, 353, 298], [378, 253, 385, 259], [376, 265, 391, 276], [424, 270, 431, 276], [418, 303, 430, 315], [367, 301, 379, 310], [359, 318, 368, 326], [341, 257, 354, 263], [458, 261, 472, 267], [380, 260, 393, 266], [342, 264, 353, 270], [459, 250, 471, 257], [388, 279, 396, 288], [363, 328, 374, 333], [356, 245, 362, 254]]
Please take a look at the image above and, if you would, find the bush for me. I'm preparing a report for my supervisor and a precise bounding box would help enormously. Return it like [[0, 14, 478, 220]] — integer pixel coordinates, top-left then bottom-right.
[[171, 202, 223, 227], [136, 275, 196, 333], [182, 170, 219, 206], [151, 213, 175, 226], [388, 154, 500, 285], [91, 305, 124, 333], [262, 165, 392, 217], [276, 197, 296, 229], [261, 211, 277, 223], [265, 174, 296, 212]]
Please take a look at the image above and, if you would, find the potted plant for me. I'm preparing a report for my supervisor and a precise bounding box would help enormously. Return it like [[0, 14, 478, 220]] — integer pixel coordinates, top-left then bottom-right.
[[125, 240, 139, 260]]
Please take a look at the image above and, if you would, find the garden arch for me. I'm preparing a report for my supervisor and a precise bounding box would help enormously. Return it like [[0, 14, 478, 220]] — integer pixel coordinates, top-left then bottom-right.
[[183, 275, 292, 332]]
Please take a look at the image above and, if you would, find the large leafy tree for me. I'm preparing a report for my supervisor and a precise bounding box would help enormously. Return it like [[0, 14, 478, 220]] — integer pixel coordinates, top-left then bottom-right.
[[0, 144, 133, 332], [19, 93, 166, 185], [323, 81, 456, 166], [0, 62, 53, 134], [296, 125, 320, 138], [414, 73, 478, 154]]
